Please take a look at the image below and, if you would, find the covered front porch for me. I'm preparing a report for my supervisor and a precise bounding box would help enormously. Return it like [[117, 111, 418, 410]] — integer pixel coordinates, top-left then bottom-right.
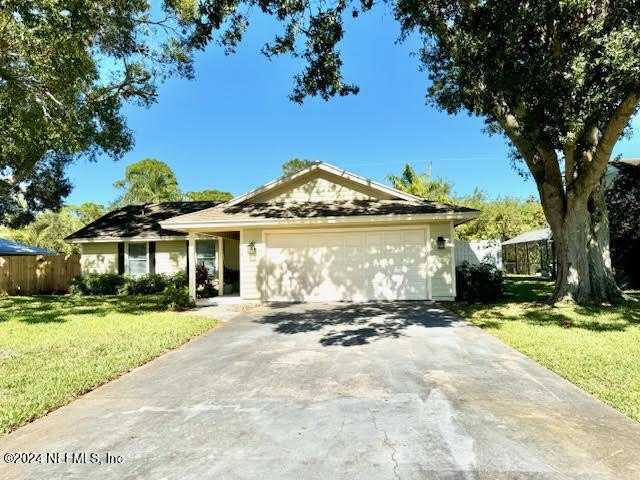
[[187, 230, 240, 301]]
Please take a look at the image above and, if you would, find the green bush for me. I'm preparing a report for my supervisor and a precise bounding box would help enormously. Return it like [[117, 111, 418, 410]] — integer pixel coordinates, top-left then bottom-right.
[[69, 274, 126, 296], [120, 274, 169, 295], [162, 284, 194, 311], [169, 271, 188, 289], [456, 261, 504, 302]]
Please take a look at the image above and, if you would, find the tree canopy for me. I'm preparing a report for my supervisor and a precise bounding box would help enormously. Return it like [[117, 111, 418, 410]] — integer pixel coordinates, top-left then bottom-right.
[[185, 189, 233, 202], [282, 158, 315, 176], [386, 164, 453, 204], [196, 0, 640, 303], [0, 0, 198, 226], [114, 159, 183, 206], [387, 163, 546, 241]]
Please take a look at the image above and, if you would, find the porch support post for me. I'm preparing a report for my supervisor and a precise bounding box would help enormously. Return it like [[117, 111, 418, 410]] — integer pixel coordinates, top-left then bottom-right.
[[188, 232, 196, 301], [217, 236, 224, 296]]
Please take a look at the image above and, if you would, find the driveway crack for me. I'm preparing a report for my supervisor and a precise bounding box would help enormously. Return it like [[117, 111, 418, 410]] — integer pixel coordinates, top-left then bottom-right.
[[369, 409, 400, 479]]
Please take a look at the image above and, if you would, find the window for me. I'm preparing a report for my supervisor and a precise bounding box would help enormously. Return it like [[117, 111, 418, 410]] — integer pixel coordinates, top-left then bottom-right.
[[128, 243, 148, 277], [196, 240, 217, 277]]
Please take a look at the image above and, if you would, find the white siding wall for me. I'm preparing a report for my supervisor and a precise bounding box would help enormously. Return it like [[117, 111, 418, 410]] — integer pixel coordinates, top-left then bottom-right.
[[80, 243, 118, 274], [428, 223, 455, 300], [240, 228, 266, 300], [155, 240, 187, 275], [249, 172, 388, 203]]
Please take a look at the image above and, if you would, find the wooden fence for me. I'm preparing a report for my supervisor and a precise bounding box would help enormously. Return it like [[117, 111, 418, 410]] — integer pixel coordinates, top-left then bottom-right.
[[0, 254, 81, 295]]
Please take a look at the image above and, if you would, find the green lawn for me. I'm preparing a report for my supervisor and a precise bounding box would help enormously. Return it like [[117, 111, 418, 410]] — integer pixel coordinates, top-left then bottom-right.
[[0, 295, 216, 433], [450, 277, 640, 422]]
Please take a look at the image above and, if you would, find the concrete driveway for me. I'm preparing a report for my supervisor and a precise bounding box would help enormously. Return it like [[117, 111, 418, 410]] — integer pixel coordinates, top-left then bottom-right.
[[1, 302, 639, 479]]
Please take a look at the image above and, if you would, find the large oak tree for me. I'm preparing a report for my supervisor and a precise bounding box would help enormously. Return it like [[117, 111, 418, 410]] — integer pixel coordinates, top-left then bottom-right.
[[196, 0, 640, 303], [0, 0, 198, 227]]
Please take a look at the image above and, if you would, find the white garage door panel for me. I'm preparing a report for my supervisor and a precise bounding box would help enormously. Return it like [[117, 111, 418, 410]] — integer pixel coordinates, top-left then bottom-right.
[[264, 229, 428, 302]]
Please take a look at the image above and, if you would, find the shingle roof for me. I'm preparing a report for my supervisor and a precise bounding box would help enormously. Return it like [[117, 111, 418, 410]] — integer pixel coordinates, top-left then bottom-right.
[[0, 238, 56, 256], [502, 227, 552, 245], [65, 201, 220, 241], [163, 199, 479, 225]]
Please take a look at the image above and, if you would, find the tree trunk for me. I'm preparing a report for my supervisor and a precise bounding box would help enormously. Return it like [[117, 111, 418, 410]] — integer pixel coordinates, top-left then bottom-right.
[[547, 183, 627, 304]]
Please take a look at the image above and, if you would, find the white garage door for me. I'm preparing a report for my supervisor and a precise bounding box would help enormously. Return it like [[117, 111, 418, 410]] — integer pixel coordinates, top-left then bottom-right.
[[264, 229, 428, 302]]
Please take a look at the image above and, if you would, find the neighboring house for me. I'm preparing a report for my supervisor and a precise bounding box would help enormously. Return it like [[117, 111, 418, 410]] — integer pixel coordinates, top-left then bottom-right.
[[69, 162, 479, 302], [604, 158, 640, 187], [0, 238, 55, 256], [65, 202, 241, 292], [502, 228, 555, 277]]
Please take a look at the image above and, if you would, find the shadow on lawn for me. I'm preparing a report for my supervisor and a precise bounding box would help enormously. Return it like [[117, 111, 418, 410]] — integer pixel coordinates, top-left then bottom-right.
[[0, 295, 165, 324], [255, 301, 461, 347], [456, 276, 640, 333]]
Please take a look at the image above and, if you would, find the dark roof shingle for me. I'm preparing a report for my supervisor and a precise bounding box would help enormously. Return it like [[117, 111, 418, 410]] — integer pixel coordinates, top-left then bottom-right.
[[65, 201, 220, 240]]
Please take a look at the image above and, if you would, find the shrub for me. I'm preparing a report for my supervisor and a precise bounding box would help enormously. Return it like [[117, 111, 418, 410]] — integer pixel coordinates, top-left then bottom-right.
[[169, 271, 188, 289], [120, 274, 168, 295], [456, 261, 504, 302], [162, 284, 194, 311], [69, 274, 126, 296]]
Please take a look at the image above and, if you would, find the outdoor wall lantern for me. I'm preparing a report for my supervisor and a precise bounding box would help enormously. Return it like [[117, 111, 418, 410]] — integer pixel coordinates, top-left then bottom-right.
[[247, 241, 257, 256], [437, 236, 447, 249]]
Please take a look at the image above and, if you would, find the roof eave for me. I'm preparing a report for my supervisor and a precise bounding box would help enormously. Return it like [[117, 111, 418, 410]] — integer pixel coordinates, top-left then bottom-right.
[[160, 211, 480, 232]]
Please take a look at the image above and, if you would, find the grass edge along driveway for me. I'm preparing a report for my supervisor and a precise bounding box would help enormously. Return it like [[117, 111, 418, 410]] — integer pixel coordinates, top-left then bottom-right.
[[0, 295, 217, 433], [450, 277, 640, 423]]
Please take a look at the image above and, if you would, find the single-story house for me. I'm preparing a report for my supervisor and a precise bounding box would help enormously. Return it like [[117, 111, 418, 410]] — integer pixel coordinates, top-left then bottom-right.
[[68, 162, 479, 302], [0, 238, 55, 256], [502, 228, 555, 277]]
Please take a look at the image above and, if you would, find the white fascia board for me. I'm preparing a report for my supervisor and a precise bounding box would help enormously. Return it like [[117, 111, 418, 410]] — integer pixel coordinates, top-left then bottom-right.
[[160, 211, 480, 232]]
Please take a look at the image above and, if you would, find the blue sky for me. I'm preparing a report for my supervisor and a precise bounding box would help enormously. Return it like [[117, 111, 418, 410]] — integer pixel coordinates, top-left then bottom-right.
[[66, 11, 640, 206]]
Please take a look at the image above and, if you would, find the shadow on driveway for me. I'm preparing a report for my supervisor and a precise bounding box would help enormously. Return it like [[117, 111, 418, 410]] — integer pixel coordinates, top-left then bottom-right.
[[255, 301, 461, 347]]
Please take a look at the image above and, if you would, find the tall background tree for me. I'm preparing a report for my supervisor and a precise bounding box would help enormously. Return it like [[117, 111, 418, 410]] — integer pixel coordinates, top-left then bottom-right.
[[185, 189, 233, 202], [196, 0, 640, 303], [388, 163, 546, 241], [386, 164, 453, 203], [114, 159, 183, 206], [282, 158, 314, 176], [0, 0, 198, 227]]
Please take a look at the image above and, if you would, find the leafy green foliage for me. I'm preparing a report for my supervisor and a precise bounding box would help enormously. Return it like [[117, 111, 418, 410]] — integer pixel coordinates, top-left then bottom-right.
[[70, 273, 189, 296], [69, 274, 126, 296], [1, 1, 198, 226], [456, 192, 546, 241], [386, 164, 453, 203], [114, 159, 183, 206], [386, 164, 546, 241], [162, 284, 195, 311], [0, 203, 106, 254], [281, 158, 315, 176], [185, 189, 233, 202], [120, 274, 170, 296], [607, 163, 640, 288], [455, 261, 504, 302]]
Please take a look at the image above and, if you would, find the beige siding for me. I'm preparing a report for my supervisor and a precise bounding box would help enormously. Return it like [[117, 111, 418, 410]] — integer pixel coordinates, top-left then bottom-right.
[[155, 240, 187, 275], [240, 228, 266, 300], [80, 243, 118, 274], [428, 223, 455, 300], [249, 171, 389, 203]]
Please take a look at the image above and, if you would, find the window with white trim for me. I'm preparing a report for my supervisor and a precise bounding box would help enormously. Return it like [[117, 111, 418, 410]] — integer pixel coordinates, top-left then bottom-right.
[[196, 240, 217, 277], [128, 243, 148, 277]]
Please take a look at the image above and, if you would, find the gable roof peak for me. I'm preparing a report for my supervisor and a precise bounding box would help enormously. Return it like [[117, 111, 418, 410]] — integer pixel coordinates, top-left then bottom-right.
[[223, 161, 425, 207]]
